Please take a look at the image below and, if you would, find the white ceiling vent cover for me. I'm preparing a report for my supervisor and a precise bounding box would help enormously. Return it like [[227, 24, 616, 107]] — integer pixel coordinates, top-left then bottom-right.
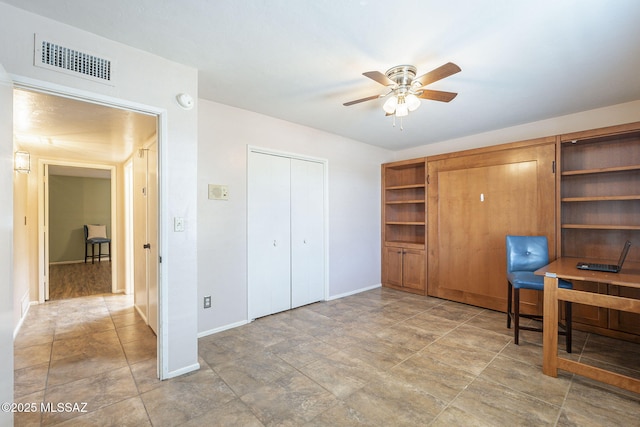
[[34, 34, 115, 86]]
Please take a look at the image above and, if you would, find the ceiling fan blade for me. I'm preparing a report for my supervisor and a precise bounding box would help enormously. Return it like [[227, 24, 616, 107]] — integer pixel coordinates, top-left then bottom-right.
[[414, 62, 461, 87], [343, 94, 382, 106], [417, 89, 458, 102], [363, 71, 395, 86]]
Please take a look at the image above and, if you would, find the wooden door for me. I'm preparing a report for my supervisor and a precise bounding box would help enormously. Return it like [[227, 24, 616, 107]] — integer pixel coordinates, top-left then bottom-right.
[[248, 152, 292, 319], [428, 142, 556, 312], [383, 246, 403, 288], [291, 158, 325, 308], [402, 249, 425, 291]]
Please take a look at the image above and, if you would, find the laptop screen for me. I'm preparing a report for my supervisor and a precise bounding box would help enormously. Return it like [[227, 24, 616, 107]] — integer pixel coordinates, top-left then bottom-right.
[[617, 240, 632, 268]]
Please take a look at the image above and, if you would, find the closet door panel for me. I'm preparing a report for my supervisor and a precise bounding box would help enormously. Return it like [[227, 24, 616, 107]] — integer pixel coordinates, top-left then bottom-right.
[[291, 159, 325, 308], [248, 152, 292, 319]]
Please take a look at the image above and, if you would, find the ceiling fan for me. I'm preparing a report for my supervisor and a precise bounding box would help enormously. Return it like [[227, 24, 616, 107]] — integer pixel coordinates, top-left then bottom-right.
[[343, 62, 461, 119]]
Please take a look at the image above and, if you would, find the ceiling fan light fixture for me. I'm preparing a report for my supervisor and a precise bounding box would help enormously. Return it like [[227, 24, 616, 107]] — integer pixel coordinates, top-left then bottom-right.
[[395, 98, 409, 117], [406, 93, 421, 111], [383, 96, 398, 114]]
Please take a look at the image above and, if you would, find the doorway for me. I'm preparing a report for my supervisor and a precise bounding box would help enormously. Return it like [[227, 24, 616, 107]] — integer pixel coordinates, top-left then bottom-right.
[[12, 85, 161, 371], [45, 163, 115, 300]]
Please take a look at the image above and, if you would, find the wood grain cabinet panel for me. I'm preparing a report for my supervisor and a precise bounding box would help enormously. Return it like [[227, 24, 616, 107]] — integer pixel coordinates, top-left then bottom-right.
[[427, 140, 557, 312]]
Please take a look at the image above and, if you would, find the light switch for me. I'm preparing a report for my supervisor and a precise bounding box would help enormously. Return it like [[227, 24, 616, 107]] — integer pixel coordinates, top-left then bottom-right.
[[174, 217, 185, 232]]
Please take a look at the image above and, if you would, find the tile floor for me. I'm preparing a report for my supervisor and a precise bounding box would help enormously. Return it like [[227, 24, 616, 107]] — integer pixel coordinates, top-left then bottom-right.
[[13, 288, 640, 426]]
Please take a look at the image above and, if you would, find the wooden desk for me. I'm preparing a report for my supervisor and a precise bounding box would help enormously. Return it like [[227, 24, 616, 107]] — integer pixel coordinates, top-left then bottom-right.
[[535, 257, 640, 393]]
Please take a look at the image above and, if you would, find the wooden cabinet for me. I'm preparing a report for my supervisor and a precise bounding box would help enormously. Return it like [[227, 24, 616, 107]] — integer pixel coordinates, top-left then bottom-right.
[[381, 159, 426, 295], [427, 139, 557, 312], [382, 246, 425, 292], [558, 123, 640, 340]]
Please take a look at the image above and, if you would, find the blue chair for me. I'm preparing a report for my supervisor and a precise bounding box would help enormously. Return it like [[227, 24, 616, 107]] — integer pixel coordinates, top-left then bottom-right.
[[506, 235, 572, 353], [84, 224, 111, 264]]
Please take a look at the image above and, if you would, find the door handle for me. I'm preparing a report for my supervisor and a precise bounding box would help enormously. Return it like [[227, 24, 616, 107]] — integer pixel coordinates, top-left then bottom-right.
[[143, 243, 151, 249]]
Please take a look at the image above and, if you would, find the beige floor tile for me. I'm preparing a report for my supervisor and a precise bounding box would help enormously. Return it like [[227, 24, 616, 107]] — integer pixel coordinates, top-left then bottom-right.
[[480, 354, 573, 406], [54, 396, 151, 426], [560, 377, 640, 426], [241, 371, 338, 426], [14, 287, 639, 426], [448, 377, 561, 426], [41, 365, 139, 425], [343, 373, 447, 426], [181, 398, 263, 427], [141, 368, 236, 427], [299, 350, 384, 398], [14, 362, 49, 399]]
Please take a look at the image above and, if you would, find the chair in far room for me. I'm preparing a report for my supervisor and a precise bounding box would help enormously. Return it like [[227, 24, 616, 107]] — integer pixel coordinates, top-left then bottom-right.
[[506, 235, 572, 353], [84, 224, 111, 264]]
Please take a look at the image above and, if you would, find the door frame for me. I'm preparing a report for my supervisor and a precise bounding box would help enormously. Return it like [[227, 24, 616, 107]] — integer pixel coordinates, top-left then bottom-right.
[[12, 75, 168, 379], [246, 145, 329, 320], [39, 160, 117, 301]]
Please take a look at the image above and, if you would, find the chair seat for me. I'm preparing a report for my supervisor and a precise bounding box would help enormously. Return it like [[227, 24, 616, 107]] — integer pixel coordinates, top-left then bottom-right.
[[508, 271, 572, 290], [87, 237, 111, 244]]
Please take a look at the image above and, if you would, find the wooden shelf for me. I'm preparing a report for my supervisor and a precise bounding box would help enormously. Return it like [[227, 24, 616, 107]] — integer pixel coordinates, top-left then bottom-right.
[[562, 164, 640, 176], [385, 221, 425, 226], [562, 195, 640, 202], [385, 184, 425, 190], [386, 200, 425, 205], [562, 224, 640, 230]]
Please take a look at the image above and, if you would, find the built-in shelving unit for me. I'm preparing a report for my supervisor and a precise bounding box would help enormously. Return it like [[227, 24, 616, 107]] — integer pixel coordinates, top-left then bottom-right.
[[559, 124, 640, 339], [381, 158, 426, 295]]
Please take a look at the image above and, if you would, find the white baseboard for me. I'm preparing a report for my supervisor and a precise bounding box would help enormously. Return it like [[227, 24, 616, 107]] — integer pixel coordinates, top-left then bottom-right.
[[49, 260, 85, 265], [196, 285, 382, 339], [164, 362, 200, 380], [134, 304, 148, 324], [13, 297, 35, 340], [327, 283, 382, 301], [197, 319, 249, 338]]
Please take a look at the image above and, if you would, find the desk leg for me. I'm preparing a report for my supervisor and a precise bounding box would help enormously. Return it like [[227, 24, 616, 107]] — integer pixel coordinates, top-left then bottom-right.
[[543, 275, 558, 377]]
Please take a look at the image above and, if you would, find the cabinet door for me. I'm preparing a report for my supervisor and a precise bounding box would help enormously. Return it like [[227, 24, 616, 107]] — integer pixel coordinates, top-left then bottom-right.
[[383, 246, 403, 288], [428, 142, 556, 312], [402, 249, 425, 292], [248, 152, 292, 319], [291, 159, 325, 308]]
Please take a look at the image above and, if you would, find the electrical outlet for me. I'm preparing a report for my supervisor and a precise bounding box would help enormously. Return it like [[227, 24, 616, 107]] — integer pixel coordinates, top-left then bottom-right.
[[204, 296, 212, 309]]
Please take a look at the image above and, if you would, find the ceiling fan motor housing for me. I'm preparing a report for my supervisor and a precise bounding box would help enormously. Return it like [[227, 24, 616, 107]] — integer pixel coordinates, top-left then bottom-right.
[[385, 65, 417, 91]]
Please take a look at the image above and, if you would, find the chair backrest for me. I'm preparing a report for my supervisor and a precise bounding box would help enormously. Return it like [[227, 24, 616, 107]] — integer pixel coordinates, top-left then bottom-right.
[[506, 235, 550, 273], [85, 224, 108, 240]]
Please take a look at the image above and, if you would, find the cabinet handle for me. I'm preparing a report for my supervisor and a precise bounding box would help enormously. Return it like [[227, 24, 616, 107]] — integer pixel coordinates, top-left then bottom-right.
[[273, 240, 277, 247]]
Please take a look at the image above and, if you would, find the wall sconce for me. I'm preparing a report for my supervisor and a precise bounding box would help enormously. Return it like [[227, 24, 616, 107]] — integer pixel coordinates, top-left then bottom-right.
[[14, 151, 31, 174]]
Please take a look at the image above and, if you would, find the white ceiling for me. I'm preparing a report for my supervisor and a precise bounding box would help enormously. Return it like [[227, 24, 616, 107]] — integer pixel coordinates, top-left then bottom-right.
[[13, 88, 157, 164], [6, 0, 640, 151]]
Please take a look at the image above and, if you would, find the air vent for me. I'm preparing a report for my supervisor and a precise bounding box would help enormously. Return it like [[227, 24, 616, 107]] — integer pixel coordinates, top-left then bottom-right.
[[34, 34, 115, 85]]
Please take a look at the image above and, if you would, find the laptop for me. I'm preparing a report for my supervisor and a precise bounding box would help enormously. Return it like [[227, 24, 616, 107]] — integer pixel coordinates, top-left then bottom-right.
[[576, 240, 632, 273]]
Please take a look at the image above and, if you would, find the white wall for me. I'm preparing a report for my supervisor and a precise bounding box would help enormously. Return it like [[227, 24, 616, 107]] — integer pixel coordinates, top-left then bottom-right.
[[0, 64, 15, 427], [0, 2, 199, 380], [395, 100, 640, 159], [197, 100, 392, 335]]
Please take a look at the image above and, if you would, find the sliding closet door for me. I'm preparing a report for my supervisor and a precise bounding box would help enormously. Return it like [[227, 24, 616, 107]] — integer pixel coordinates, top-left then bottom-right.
[[291, 159, 325, 308], [248, 152, 292, 319]]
